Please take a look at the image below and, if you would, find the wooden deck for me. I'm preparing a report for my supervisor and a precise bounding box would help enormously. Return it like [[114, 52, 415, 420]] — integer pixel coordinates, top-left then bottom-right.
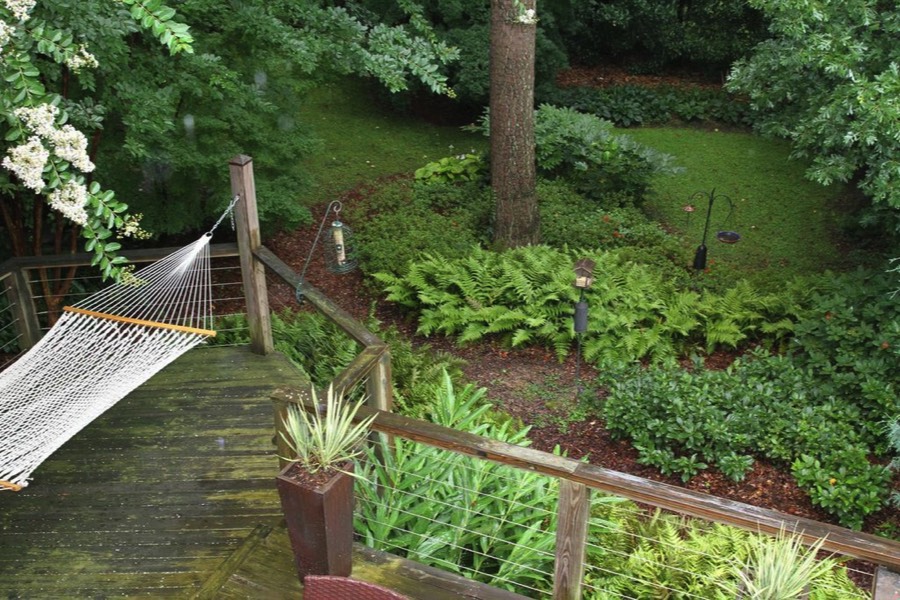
[[0, 346, 529, 599], [0, 346, 307, 598]]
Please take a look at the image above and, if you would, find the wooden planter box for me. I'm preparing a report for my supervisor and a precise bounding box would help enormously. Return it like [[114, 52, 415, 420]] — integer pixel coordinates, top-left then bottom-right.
[[276, 461, 355, 580]]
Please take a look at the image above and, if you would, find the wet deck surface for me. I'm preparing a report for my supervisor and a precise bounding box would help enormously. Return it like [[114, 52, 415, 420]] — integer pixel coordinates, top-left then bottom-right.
[[0, 346, 530, 600], [0, 346, 308, 598]]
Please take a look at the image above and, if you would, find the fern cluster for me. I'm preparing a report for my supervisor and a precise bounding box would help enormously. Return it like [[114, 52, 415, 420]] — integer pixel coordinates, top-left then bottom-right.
[[377, 245, 801, 367], [585, 508, 864, 599]]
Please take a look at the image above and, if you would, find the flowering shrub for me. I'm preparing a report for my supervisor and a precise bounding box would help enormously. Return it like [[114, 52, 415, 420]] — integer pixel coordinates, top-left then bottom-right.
[[0, 0, 192, 277]]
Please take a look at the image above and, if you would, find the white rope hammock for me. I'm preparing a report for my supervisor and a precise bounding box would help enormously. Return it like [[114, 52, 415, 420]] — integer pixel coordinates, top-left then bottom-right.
[[0, 229, 222, 492]]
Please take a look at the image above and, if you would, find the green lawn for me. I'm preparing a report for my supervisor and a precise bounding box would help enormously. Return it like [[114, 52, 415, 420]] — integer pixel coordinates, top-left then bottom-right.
[[295, 79, 485, 204], [624, 127, 854, 283], [294, 78, 859, 284]]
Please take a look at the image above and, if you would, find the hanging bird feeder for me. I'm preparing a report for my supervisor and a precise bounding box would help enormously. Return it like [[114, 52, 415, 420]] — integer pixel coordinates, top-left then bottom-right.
[[691, 189, 740, 271], [296, 201, 358, 302]]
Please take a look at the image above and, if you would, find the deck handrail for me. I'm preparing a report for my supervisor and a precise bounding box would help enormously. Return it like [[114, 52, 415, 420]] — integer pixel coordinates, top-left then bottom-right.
[[272, 386, 900, 572]]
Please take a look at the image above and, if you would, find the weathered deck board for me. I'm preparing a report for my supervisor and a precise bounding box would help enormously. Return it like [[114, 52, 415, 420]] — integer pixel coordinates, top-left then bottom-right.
[[0, 346, 308, 598]]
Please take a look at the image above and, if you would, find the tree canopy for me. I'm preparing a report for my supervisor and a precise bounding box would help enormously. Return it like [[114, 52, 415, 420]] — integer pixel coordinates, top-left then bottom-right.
[[727, 1, 900, 219], [1, 0, 458, 276]]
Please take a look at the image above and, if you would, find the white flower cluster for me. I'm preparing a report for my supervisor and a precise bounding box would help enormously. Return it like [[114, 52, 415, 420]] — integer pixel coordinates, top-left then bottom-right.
[[48, 181, 88, 226], [119, 214, 152, 240], [66, 45, 99, 72], [3, 0, 35, 22], [50, 124, 94, 171], [15, 104, 58, 137], [11, 104, 95, 172], [517, 8, 537, 24], [1, 136, 48, 191], [0, 19, 14, 53]]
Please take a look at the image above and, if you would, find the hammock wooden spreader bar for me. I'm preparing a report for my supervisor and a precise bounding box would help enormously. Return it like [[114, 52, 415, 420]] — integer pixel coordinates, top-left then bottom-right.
[[63, 307, 218, 338]]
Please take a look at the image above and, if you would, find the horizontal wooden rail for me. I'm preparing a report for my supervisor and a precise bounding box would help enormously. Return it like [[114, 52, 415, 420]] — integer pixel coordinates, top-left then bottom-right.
[[331, 345, 388, 398], [0, 243, 239, 273], [253, 245, 383, 348], [272, 385, 900, 571]]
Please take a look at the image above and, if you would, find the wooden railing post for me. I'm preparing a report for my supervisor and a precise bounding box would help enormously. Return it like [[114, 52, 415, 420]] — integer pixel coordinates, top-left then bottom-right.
[[229, 155, 273, 355], [366, 348, 393, 413], [872, 566, 900, 600], [2, 266, 41, 351], [554, 480, 590, 600]]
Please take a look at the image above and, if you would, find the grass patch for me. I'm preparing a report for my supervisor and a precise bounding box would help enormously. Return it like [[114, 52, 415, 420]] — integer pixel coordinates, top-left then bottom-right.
[[295, 78, 485, 204], [623, 127, 855, 285], [293, 77, 863, 287]]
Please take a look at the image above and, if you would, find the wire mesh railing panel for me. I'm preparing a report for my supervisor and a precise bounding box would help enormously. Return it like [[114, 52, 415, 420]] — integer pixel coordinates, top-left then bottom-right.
[[0, 273, 25, 371], [19, 257, 247, 342], [580, 503, 871, 599], [354, 438, 560, 599]]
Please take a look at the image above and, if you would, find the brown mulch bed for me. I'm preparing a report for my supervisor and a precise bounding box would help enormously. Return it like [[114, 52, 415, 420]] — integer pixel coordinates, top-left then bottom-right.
[[557, 64, 725, 90]]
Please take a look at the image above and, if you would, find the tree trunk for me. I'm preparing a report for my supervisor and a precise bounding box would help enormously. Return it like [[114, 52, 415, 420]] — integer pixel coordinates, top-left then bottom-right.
[[490, 0, 539, 249]]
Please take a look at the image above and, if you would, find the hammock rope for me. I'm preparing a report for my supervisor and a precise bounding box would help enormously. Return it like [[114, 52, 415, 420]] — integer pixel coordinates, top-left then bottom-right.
[[0, 199, 237, 491]]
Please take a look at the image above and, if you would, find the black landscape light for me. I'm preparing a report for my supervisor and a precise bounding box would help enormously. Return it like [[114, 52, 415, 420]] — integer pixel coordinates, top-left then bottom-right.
[[296, 200, 358, 302], [573, 258, 594, 334], [691, 189, 740, 271], [573, 258, 595, 395]]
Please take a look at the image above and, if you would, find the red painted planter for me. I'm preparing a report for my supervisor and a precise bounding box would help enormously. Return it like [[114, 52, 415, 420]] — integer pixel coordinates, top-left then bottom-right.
[[276, 461, 355, 580]]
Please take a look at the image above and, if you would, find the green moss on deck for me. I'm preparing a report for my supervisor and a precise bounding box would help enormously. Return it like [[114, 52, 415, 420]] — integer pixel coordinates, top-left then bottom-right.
[[0, 346, 310, 598]]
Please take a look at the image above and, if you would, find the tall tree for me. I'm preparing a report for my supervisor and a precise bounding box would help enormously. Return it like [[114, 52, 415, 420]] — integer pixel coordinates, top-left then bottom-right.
[[490, 0, 539, 249], [727, 0, 900, 222]]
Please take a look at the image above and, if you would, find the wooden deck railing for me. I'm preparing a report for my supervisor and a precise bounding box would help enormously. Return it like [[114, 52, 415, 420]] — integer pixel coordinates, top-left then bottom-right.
[[0, 243, 241, 352], [274, 388, 900, 599]]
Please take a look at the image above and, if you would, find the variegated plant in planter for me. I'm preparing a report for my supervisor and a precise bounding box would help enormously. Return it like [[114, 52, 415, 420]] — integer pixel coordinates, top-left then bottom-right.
[[276, 386, 375, 580]]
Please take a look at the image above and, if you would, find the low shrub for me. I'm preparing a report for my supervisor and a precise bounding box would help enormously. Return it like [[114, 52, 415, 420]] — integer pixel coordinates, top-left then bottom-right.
[[538, 84, 754, 128], [344, 179, 489, 276], [888, 417, 900, 509], [601, 347, 894, 529], [789, 269, 900, 443], [537, 179, 689, 267], [471, 104, 681, 202]]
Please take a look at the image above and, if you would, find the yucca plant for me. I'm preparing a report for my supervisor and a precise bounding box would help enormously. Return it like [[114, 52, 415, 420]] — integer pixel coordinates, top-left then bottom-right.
[[281, 385, 376, 476], [277, 385, 376, 580], [732, 530, 833, 599]]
